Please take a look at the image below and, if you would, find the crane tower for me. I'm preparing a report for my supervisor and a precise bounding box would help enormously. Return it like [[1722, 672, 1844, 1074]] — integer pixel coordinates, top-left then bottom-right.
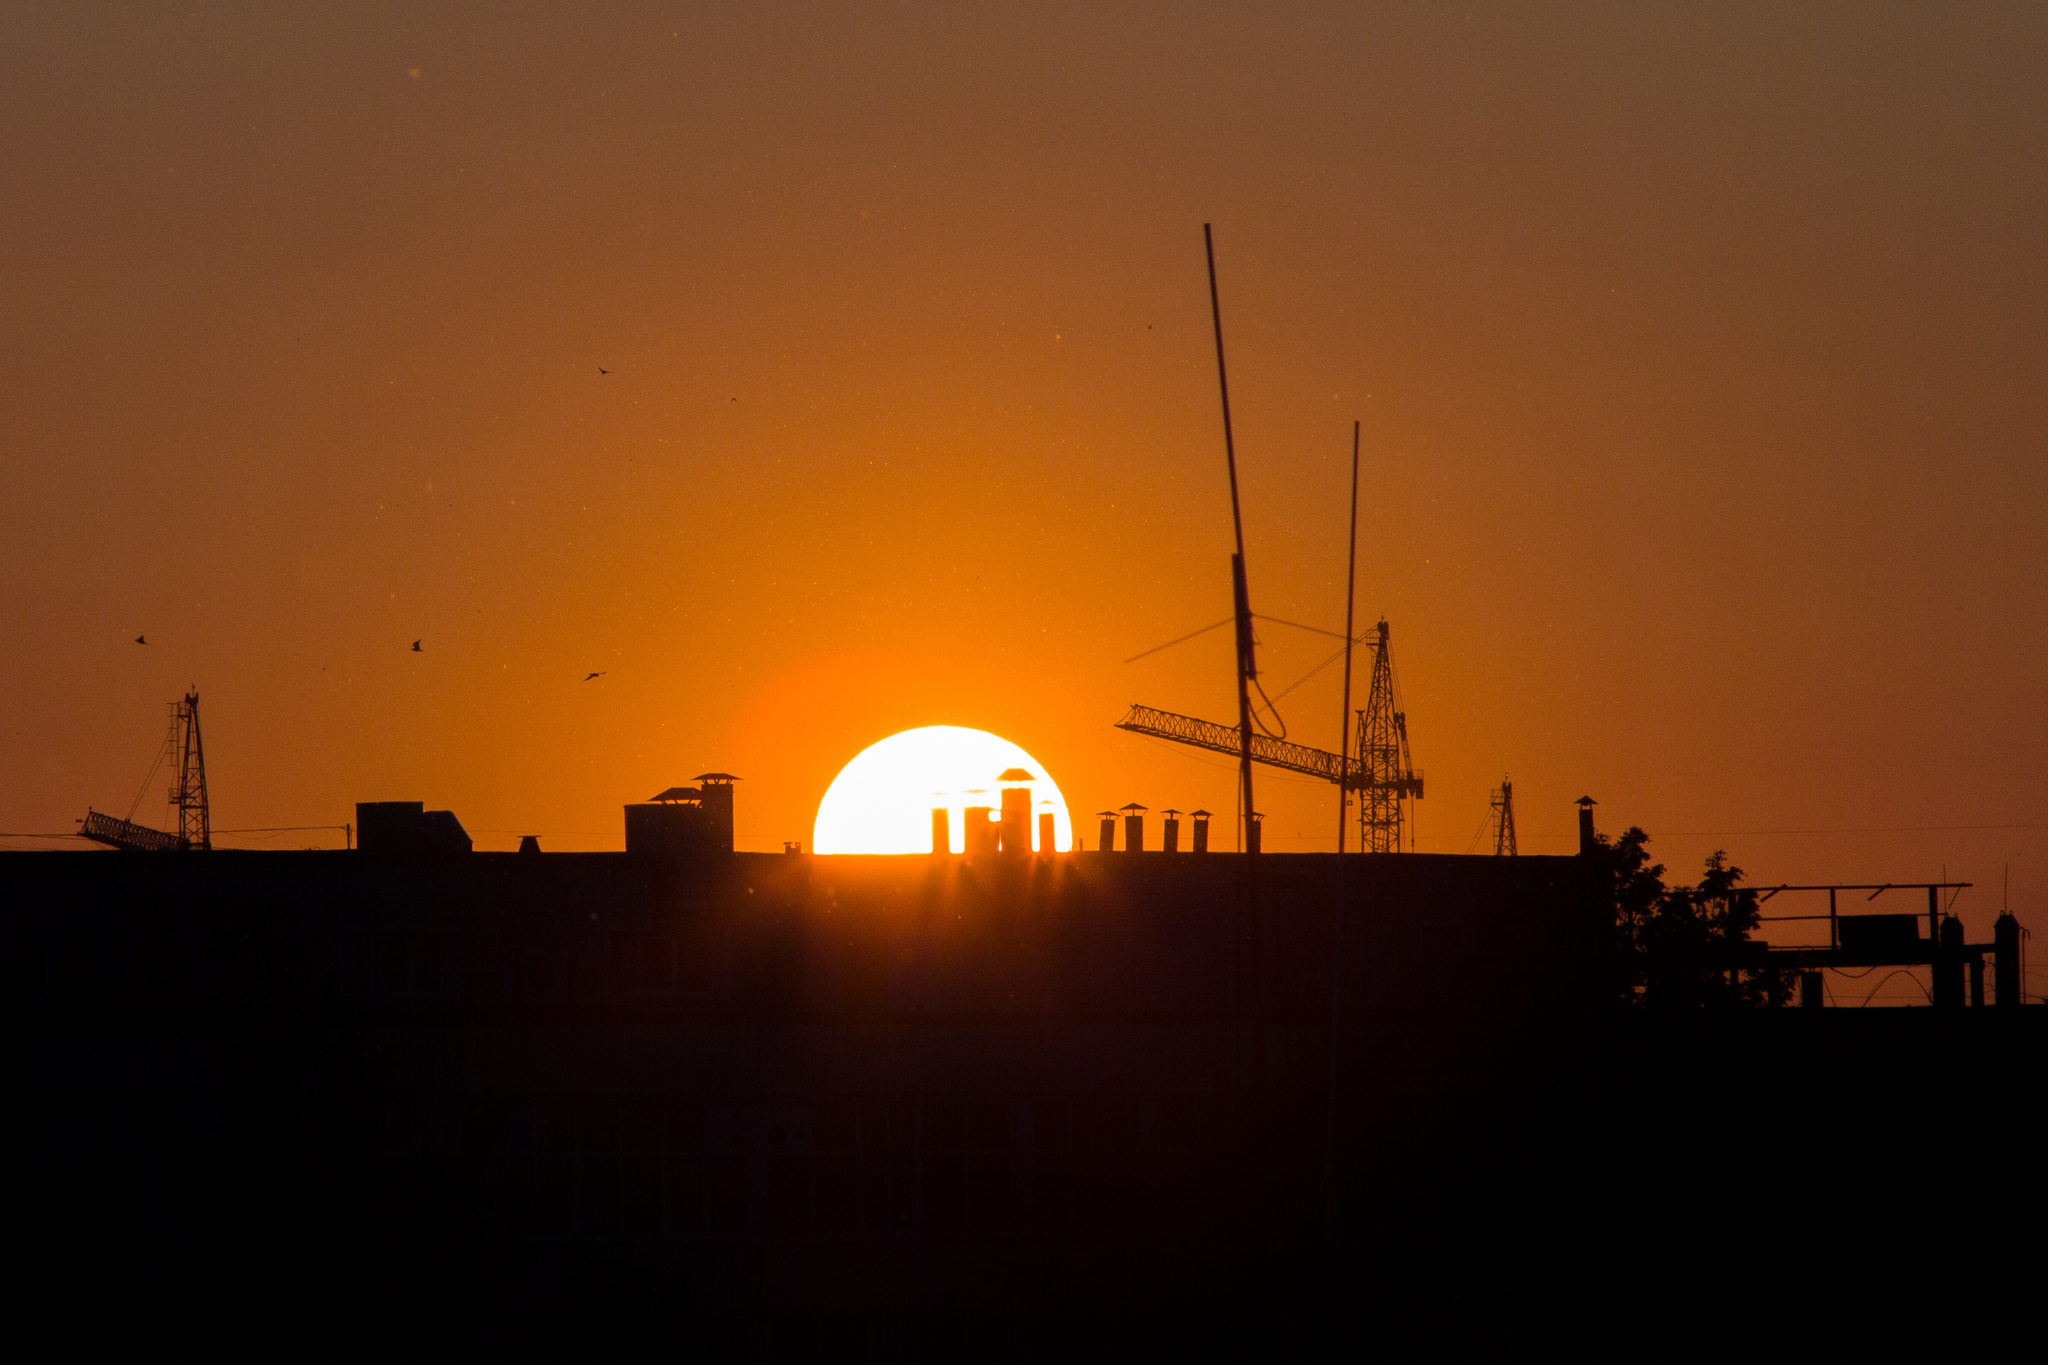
[[1353, 620, 1423, 852], [171, 691, 210, 850], [1489, 778, 1517, 856], [79, 690, 210, 852]]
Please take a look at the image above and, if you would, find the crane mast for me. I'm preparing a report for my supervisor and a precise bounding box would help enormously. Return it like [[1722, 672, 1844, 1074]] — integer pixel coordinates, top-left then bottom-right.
[[1353, 621, 1422, 852], [171, 692, 210, 851], [1489, 778, 1517, 856]]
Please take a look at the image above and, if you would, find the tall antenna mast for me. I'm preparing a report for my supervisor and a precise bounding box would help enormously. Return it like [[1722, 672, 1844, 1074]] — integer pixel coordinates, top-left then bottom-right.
[[1337, 421, 1360, 853], [1204, 223, 1257, 852], [1490, 777, 1517, 856]]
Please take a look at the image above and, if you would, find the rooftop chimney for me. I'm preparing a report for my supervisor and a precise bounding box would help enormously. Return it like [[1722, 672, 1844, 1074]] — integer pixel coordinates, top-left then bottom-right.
[[997, 768, 1034, 856]]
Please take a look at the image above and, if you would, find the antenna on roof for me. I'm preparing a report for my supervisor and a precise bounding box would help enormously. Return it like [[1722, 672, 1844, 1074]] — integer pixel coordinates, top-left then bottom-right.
[[1205, 223, 1257, 853]]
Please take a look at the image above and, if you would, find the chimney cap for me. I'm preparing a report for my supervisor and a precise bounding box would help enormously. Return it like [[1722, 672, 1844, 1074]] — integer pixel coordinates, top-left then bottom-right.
[[1189, 809, 1212, 819], [1161, 808, 1183, 817], [1097, 810, 1118, 818], [695, 772, 741, 784], [1576, 795, 1597, 808], [1119, 802, 1148, 814], [996, 767, 1036, 782]]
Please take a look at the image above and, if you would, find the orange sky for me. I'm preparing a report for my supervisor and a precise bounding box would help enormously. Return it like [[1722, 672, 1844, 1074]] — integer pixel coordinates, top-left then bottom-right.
[[4, 4, 2044, 989]]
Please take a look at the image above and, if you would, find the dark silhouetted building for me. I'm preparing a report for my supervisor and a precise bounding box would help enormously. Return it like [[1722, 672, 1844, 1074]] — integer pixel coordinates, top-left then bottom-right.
[[4, 786, 2037, 1358]]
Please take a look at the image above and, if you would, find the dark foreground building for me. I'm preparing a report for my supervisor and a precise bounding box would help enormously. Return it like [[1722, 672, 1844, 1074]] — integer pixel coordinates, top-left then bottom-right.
[[3, 844, 2038, 1358]]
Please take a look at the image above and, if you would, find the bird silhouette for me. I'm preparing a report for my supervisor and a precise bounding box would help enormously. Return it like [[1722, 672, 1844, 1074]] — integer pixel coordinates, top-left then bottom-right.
[[599, 367, 610, 375], [584, 671, 606, 681], [135, 635, 147, 645], [411, 640, 422, 652]]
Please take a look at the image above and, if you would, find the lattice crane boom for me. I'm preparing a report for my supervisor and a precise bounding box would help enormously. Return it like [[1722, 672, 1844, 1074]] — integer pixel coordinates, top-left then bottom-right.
[[1117, 704, 1356, 784]]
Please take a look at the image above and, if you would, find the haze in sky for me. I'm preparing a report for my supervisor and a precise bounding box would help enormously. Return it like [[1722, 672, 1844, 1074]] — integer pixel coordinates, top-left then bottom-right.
[[4, 4, 2043, 989]]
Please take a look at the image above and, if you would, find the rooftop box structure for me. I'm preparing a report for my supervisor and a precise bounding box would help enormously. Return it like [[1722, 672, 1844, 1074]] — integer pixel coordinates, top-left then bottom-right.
[[1838, 913, 1921, 956], [354, 801, 471, 854], [625, 776, 736, 856]]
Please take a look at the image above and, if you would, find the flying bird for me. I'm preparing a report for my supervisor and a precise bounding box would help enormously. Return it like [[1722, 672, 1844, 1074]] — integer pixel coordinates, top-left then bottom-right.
[[412, 640, 422, 652], [599, 367, 610, 375], [584, 671, 606, 681], [135, 635, 147, 645]]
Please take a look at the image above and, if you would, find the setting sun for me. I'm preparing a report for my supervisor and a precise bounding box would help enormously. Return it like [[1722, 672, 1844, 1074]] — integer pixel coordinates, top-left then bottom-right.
[[811, 726, 1072, 854]]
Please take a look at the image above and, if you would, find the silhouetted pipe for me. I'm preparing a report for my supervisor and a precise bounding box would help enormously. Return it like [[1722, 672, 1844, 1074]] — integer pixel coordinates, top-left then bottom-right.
[[1577, 796, 1598, 856], [1934, 915, 1965, 1010], [1098, 813, 1116, 852], [1124, 812, 1145, 853], [931, 808, 949, 855], [1995, 912, 2021, 1007], [1038, 812, 1055, 853], [1191, 811, 1210, 853], [1162, 813, 1180, 853], [695, 773, 739, 853], [1246, 813, 1263, 855], [999, 786, 1031, 856]]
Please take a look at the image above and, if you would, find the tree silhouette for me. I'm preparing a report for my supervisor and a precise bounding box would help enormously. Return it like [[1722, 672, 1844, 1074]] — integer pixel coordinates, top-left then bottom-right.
[[1596, 827, 1794, 1008]]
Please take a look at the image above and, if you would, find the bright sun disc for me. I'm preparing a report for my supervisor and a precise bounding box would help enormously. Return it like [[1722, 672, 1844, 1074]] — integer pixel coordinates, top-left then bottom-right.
[[812, 726, 1072, 854]]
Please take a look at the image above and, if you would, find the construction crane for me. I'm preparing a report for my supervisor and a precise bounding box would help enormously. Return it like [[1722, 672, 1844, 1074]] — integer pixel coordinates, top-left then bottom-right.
[[80, 691, 210, 852], [1353, 620, 1422, 852], [1489, 778, 1517, 856], [1116, 620, 1424, 850]]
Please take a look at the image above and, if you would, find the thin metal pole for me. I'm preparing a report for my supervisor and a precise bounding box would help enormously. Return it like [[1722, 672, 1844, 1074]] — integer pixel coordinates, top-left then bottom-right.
[[1337, 420, 1359, 853], [1204, 224, 1256, 854], [1324, 419, 1360, 1240]]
